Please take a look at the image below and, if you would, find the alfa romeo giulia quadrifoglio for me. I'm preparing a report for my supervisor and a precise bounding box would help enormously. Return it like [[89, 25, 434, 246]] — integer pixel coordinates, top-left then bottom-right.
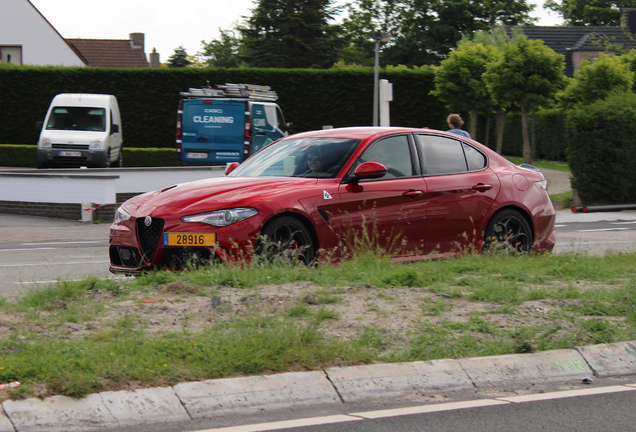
[[109, 127, 556, 274]]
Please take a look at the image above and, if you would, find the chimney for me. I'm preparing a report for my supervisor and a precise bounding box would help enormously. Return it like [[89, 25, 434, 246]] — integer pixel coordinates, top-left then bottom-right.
[[130, 33, 145, 51], [149, 48, 160, 68]]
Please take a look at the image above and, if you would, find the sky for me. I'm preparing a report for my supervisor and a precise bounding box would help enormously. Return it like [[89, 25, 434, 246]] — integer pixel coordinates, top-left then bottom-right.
[[29, 0, 563, 62]]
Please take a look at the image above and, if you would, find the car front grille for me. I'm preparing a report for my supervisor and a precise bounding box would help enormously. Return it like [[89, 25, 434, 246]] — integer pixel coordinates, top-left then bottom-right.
[[137, 217, 165, 262], [109, 246, 143, 268]]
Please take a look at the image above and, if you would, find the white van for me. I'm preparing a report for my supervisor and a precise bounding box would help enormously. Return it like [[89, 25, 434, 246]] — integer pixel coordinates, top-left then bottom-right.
[[37, 94, 123, 168]]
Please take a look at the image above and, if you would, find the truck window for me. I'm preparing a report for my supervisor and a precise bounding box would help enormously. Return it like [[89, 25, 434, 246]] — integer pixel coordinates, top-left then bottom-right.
[[47, 107, 106, 132]]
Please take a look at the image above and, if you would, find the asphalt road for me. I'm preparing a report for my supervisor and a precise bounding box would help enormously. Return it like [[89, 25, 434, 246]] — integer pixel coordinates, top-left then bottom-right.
[[1, 210, 636, 299], [96, 378, 636, 432]]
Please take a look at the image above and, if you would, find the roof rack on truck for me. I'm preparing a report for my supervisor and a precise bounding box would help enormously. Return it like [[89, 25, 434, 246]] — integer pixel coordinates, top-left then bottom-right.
[[180, 83, 278, 102]]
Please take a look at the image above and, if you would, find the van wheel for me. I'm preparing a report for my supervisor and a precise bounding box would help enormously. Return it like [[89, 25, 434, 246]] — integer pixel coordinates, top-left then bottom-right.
[[113, 149, 123, 167], [102, 150, 111, 168]]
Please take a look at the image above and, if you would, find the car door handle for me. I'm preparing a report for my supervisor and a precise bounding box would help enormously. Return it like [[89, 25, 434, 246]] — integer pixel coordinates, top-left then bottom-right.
[[403, 190, 423, 198], [255, 131, 266, 136], [196, 137, 208, 141], [472, 183, 493, 192]]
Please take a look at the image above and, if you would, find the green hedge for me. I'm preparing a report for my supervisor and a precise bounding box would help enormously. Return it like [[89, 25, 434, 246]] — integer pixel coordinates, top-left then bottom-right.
[[567, 93, 636, 205], [0, 145, 176, 168], [0, 66, 446, 149], [0, 145, 37, 167]]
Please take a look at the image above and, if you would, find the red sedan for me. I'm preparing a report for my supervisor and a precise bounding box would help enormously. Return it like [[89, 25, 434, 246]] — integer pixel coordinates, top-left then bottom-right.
[[109, 127, 556, 273]]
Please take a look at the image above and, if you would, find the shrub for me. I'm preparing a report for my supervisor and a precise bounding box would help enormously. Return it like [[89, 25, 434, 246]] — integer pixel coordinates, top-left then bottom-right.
[[566, 92, 636, 204]]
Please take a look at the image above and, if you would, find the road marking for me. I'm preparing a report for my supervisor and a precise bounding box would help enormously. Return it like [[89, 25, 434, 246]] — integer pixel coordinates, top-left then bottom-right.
[[0, 260, 109, 268], [496, 385, 636, 403], [183, 415, 361, 432], [351, 399, 509, 419], [555, 241, 636, 246], [554, 224, 567, 228], [0, 248, 56, 252], [611, 222, 636, 225], [184, 384, 636, 432], [21, 241, 106, 246], [577, 228, 630, 232]]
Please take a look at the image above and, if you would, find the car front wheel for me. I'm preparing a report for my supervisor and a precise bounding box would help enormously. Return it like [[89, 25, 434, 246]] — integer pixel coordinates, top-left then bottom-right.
[[483, 209, 533, 253], [257, 216, 316, 265]]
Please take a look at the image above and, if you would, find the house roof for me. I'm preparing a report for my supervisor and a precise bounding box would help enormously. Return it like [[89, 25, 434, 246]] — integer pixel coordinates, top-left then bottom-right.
[[511, 26, 636, 77], [65, 38, 148, 68]]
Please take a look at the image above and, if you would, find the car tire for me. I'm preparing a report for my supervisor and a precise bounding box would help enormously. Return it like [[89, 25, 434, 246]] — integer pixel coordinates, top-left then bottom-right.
[[258, 216, 316, 265], [483, 209, 533, 253]]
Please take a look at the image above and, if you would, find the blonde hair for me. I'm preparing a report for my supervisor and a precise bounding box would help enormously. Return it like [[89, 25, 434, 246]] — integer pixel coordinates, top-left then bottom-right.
[[447, 114, 464, 128]]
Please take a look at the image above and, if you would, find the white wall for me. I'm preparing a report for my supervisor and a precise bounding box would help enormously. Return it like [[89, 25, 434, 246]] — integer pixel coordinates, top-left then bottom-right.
[[0, 166, 226, 204], [0, 0, 84, 66]]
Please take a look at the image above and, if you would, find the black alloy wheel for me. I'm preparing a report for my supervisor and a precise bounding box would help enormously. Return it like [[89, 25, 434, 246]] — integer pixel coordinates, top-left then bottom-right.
[[258, 216, 316, 265], [483, 209, 533, 253]]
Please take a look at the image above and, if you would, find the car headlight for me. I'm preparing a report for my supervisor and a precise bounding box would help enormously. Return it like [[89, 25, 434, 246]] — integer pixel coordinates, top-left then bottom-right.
[[182, 208, 259, 227], [40, 138, 52, 148], [114, 206, 131, 224], [534, 180, 548, 191], [90, 139, 102, 149]]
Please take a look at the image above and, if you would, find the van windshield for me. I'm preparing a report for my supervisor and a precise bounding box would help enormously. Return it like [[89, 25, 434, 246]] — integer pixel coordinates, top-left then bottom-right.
[[229, 138, 361, 178], [46, 107, 106, 132]]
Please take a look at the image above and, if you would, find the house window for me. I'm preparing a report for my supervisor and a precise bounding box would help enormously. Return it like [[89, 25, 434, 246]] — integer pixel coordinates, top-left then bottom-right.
[[0, 46, 22, 65]]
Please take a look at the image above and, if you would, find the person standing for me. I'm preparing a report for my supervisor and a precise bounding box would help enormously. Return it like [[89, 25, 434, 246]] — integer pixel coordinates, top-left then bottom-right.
[[447, 114, 471, 138]]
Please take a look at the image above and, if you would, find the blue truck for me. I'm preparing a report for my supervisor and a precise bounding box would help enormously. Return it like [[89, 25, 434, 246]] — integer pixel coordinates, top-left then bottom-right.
[[176, 83, 292, 165]]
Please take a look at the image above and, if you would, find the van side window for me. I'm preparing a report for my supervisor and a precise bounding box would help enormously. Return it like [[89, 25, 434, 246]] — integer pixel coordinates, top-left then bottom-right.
[[276, 107, 286, 131]]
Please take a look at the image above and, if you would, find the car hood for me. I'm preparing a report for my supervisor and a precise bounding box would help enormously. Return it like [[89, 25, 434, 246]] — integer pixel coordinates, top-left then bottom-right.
[[128, 176, 319, 216]]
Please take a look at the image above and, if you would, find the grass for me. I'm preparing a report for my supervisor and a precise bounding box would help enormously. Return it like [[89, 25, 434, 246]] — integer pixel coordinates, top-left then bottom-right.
[[2, 250, 636, 400]]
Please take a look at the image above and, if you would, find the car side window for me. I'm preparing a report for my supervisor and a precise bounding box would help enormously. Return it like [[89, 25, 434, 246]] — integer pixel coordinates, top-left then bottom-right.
[[357, 135, 414, 179], [463, 142, 487, 171], [417, 135, 468, 175]]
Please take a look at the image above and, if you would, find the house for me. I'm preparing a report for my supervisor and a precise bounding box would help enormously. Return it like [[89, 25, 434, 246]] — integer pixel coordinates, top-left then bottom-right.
[[0, 0, 85, 66], [511, 10, 636, 77], [66, 33, 150, 68], [1, 0, 157, 68]]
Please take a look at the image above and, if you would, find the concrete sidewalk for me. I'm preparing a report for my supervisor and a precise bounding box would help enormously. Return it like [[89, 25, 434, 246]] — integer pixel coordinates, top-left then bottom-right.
[[1, 341, 634, 432]]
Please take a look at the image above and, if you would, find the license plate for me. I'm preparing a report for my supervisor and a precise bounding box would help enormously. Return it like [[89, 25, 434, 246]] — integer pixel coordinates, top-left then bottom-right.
[[187, 152, 208, 159], [163, 232, 216, 246], [59, 151, 81, 157]]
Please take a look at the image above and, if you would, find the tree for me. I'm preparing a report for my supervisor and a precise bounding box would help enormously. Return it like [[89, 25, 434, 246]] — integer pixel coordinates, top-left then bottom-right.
[[240, 0, 344, 68], [559, 54, 634, 108], [544, 0, 636, 26], [200, 26, 244, 68], [484, 36, 566, 163], [167, 46, 193, 68], [341, 0, 534, 67], [432, 43, 502, 139]]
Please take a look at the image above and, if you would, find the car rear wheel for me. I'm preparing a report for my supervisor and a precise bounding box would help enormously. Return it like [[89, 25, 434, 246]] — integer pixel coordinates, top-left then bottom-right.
[[483, 209, 533, 253], [258, 216, 316, 265]]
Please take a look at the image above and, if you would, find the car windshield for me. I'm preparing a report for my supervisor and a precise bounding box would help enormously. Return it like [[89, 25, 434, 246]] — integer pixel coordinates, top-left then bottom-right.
[[46, 107, 106, 132], [229, 137, 361, 178]]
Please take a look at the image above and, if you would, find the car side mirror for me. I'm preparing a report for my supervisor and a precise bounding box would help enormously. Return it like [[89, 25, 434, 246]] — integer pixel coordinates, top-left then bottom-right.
[[111, 124, 120, 134], [36, 121, 43, 131], [225, 162, 240, 176], [348, 161, 387, 182], [285, 122, 293, 133]]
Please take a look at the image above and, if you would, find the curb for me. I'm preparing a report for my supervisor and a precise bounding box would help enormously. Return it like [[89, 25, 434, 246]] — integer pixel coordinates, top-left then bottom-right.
[[1, 341, 635, 432]]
